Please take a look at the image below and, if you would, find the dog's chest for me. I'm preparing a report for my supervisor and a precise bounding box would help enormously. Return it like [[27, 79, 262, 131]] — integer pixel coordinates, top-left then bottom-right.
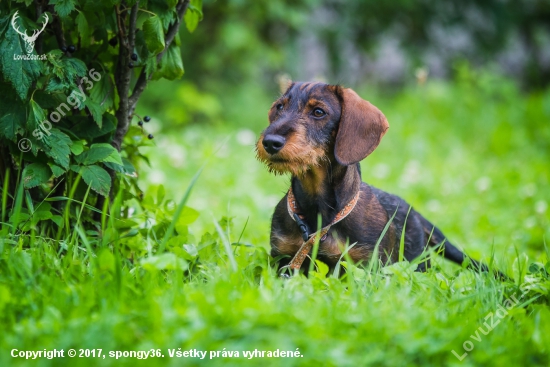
[[272, 224, 372, 265], [271, 219, 395, 265]]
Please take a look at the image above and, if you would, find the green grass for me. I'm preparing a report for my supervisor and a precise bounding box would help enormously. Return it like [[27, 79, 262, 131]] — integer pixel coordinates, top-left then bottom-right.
[[1, 73, 550, 366]]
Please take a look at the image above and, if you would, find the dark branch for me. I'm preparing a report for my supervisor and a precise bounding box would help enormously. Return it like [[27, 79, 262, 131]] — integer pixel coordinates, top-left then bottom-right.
[[112, 2, 139, 152], [35, 0, 44, 54], [129, 3, 138, 51], [97, 2, 138, 212], [127, 0, 190, 116], [48, 4, 67, 50], [158, 0, 190, 61]]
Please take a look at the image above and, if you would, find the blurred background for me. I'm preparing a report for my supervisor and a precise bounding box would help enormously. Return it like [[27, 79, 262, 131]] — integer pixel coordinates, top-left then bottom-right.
[[136, 0, 550, 264]]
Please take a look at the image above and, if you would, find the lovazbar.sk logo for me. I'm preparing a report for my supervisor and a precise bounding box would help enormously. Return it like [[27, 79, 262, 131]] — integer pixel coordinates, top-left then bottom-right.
[[11, 10, 48, 60]]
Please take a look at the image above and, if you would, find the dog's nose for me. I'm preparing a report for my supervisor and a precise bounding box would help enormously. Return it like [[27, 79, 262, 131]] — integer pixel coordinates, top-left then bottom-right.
[[262, 134, 286, 155]]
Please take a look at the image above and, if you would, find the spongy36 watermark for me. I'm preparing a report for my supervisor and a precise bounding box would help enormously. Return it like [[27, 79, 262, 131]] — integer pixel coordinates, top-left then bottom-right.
[[17, 68, 102, 153]]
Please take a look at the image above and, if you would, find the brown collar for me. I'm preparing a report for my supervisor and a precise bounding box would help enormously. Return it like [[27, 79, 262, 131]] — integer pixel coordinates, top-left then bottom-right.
[[285, 186, 361, 271]]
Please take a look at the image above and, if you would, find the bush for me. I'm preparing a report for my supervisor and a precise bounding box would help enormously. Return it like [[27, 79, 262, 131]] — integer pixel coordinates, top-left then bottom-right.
[[0, 0, 203, 238]]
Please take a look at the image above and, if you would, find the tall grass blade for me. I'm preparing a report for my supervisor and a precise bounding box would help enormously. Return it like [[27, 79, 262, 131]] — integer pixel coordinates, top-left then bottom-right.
[[213, 216, 237, 272], [308, 213, 323, 274], [1, 168, 9, 225], [332, 240, 358, 278], [9, 181, 24, 236], [159, 167, 203, 253], [367, 207, 398, 273]]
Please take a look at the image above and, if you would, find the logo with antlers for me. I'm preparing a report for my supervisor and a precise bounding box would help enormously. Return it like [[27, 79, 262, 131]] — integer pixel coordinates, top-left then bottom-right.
[[11, 11, 49, 54]]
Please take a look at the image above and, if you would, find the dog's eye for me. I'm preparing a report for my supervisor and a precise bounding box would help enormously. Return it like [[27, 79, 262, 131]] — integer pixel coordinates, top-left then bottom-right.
[[312, 108, 326, 118], [276, 103, 283, 111]]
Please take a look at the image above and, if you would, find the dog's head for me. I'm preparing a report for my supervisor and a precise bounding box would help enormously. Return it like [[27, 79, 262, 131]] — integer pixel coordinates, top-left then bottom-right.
[[256, 82, 389, 175]]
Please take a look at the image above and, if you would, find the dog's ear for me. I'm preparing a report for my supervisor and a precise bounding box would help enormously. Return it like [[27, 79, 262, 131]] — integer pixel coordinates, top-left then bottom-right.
[[334, 88, 389, 166]]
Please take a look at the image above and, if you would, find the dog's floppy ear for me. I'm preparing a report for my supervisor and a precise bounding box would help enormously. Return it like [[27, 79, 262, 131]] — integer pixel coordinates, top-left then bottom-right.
[[334, 88, 389, 166]]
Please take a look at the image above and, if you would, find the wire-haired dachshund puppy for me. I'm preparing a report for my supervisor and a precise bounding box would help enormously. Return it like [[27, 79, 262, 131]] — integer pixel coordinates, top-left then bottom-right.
[[256, 81, 494, 275]]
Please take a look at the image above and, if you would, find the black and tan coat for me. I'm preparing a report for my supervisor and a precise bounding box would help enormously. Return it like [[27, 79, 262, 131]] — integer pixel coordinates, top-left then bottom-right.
[[256, 82, 492, 275]]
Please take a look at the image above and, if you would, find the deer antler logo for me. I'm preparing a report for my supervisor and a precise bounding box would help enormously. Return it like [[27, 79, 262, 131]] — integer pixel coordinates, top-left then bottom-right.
[[11, 11, 49, 54]]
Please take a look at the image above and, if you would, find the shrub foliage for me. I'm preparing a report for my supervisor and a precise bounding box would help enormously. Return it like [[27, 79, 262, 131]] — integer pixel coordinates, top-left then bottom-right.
[[0, 0, 202, 235]]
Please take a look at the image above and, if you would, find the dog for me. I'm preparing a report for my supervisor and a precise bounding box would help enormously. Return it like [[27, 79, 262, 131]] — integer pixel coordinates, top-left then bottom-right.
[[256, 81, 496, 276]]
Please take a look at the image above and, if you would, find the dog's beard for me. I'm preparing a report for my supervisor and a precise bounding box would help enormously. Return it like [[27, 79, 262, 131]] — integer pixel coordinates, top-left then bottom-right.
[[255, 144, 327, 177], [262, 160, 307, 176]]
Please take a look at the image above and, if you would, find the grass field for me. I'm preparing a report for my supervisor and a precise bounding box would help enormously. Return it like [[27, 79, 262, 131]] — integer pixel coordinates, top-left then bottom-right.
[[1, 72, 549, 366]]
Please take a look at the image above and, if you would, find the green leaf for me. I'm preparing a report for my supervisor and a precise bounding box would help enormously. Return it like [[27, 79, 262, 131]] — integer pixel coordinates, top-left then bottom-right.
[[0, 24, 42, 100], [44, 77, 66, 93], [27, 100, 47, 133], [27, 100, 49, 155], [50, 0, 76, 17], [0, 14, 10, 36], [184, 10, 199, 33], [70, 140, 84, 155], [135, 29, 151, 61], [166, 0, 179, 8], [144, 56, 157, 78], [175, 206, 199, 234], [63, 58, 87, 79], [153, 43, 184, 80], [89, 75, 114, 111], [51, 215, 63, 227], [76, 143, 122, 166], [143, 16, 165, 55], [177, 206, 199, 226], [98, 249, 115, 273], [313, 260, 329, 277], [76, 12, 91, 47], [0, 83, 26, 140], [32, 203, 53, 225], [70, 114, 116, 140], [22, 163, 52, 189], [104, 157, 137, 177], [121, 158, 137, 176], [32, 210, 53, 224], [84, 98, 104, 128], [79, 165, 111, 197], [45, 50, 64, 77], [184, 1, 203, 33], [183, 244, 198, 258], [45, 55, 87, 92], [149, 0, 176, 29], [141, 253, 188, 271], [33, 90, 67, 109], [48, 163, 65, 178], [45, 50, 81, 90], [40, 129, 72, 169], [101, 150, 123, 166]]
